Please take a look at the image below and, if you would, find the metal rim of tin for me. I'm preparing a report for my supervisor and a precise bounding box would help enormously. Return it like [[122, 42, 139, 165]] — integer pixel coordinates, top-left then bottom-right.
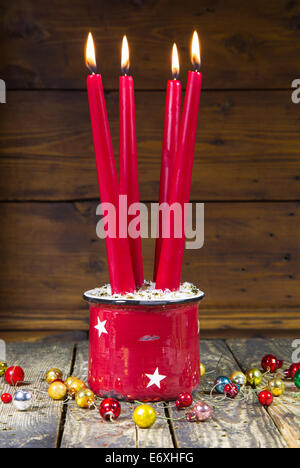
[[83, 289, 205, 307]]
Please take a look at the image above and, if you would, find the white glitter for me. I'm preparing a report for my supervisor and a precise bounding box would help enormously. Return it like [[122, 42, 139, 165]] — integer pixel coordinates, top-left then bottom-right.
[[84, 280, 204, 302]]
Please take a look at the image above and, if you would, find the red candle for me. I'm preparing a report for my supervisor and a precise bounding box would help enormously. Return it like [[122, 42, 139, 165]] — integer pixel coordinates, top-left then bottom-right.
[[153, 43, 181, 281], [156, 32, 202, 291], [119, 36, 144, 287], [85, 33, 135, 294]]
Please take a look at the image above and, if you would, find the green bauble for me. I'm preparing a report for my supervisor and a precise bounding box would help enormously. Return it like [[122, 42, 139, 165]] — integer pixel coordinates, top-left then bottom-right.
[[0, 362, 8, 377], [294, 370, 300, 389]]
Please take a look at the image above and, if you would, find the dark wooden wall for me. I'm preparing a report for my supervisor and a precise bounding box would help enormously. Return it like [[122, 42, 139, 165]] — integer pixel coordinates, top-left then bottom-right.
[[0, 0, 300, 338]]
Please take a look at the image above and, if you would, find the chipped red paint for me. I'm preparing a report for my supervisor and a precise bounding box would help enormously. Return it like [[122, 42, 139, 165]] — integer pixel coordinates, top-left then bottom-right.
[[86, 299, 202, 401]]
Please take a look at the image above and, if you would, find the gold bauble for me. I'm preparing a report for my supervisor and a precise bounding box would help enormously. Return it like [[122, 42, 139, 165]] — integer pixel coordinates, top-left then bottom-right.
[[75, 388, 95, 408], [64, 376, 77, 389], [0, 362, 8, 377], [67, 378, 86, 397], [246, 368, 262, 387], [268, 378, 285, 397], [45, 368, 63, 384], [200, 363, 206, 377], [230, 371, 247, 387], [133, 404, 156, 428], [48, 381, 67, 400]]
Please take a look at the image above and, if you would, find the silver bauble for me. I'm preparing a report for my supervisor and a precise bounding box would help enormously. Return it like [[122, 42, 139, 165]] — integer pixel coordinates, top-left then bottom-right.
[[13, 389, 33, 411]]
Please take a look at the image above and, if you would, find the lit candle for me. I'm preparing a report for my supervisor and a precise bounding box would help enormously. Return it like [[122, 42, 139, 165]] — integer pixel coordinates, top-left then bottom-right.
[[119, 36, 144, 287], [156, 31, 202, 291], [153, 43, 181, 281], [85, 33, 136, 294]]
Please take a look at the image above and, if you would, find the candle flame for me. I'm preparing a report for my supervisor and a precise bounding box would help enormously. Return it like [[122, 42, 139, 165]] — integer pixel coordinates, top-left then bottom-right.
[[191, 31, 201, 71], [85, 32, 97, 74], [121, 35, 130, 75], [172, 43, 179, 79]]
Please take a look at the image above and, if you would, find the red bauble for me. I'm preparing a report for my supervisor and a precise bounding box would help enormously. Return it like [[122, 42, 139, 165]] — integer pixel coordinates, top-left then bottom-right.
[[288, 363, 300, 379], [4, 366, 24, 386], [1, 393, 12, 404], [276, 359, 283, 369], [175, 392, 193, 409], [99, 398, 121, 420], [223, 383, 239, 399], [258, 390, 273, 407], [261, 355, 278, 373]]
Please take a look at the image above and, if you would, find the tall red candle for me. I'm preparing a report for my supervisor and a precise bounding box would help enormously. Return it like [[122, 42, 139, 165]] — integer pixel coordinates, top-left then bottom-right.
[[85, 33, 135, 294], [153, 44, 181, 281], [119, 36, 144, 288], [156, 32, 202, 291]]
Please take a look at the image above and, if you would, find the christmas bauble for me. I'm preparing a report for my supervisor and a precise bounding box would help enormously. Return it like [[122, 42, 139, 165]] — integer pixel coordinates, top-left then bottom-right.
[[261, 355, 278, 373], [246, 368, 262, 387], [13, 390, 33, 411], [258, 390, 273, 407], [99, 398, 121, 421], [223, 383, 239, 399], [214, 376, 231, 394], [294, 370, 300, 389], [67, 378, 86, 397], [175, 392, 193, 409], [276, 359, 283, 370], [200, 363, 206, 377], [75, 388, 95, 408], [1, 393, 12, 404], [288, 363, 300, 379], [48, 381, 67, 400], [268, 378, 285, 397], [4, 366, 24, 386], [133, 404, 156, 428], [191, 401, 212, 421], [0, 362, 8, 377], [45, 368, 63, 384], [230, 371, 247, 387]]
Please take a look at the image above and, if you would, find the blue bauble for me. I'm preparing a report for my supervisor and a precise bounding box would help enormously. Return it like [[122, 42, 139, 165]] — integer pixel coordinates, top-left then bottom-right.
[[214, 376, 231, 394]]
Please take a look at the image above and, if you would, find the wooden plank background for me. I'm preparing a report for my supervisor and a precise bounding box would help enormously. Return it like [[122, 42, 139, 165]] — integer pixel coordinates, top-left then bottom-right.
[[0, 0, 299, 337]]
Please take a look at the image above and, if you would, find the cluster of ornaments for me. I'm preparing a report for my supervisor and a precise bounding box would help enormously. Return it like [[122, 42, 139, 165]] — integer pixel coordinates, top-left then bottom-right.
[[0, 362, 33, 411]]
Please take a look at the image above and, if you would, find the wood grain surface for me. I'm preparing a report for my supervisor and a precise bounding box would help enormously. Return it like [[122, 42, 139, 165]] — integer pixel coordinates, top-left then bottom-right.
[[0, 342, 74, 448], [0, 90, 299, 201], [1, 0, 300, 89], [227, 338, 300, 448]]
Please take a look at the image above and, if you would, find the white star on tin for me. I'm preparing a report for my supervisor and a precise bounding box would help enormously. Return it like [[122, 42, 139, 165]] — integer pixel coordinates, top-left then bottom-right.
[[145, 368, 166, 388], [94, 317, 108, 338]]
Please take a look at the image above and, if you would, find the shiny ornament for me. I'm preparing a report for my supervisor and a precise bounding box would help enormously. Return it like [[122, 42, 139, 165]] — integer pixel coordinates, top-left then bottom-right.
[[200, 363, 206, 377], [230, 371, 247, 387], [133, 404, 156, 428], [0, 362, 8, 377], [13, 389, 33, 411], [175, 392, 193, 409], [246, 368, 262, 387], [4, 366, 24, 386], [45, 368, 63, 384], [75, 388, 95, 408], [223, 383, 239, 399], [286, 363, 300, 379], [99, 398, 121, 421], [258, 390, 273, 407], [1, 393, 12, 404], [276, 359, 283, 370], [64, 376, 78, 389], [67, 378, 86, 397], [294, 370, 300, 389], [214, 376, 231, 394], [187, 401, 212, 422], [268, 378, 285, 397], [48, 381, 67, 400], [261, 355, 278, 373]]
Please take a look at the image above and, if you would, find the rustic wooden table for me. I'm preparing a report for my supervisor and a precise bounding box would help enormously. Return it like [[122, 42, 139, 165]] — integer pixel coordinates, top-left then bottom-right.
[[0, 339, 299, 448]]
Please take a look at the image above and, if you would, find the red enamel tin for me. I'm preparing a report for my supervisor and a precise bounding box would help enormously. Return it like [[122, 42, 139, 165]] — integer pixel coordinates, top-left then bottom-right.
[[84, 290, 205, 401]]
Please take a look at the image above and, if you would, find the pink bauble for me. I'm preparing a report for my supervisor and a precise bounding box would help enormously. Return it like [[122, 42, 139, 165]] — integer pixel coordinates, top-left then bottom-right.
[[192, 401, 212, 421]]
